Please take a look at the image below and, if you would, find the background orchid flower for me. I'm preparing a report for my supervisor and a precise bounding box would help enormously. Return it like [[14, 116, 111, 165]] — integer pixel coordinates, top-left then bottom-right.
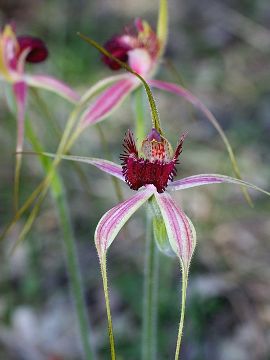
[[77, 17, 160, 130], [0, 24, 79, 104], [0, 24, 79, 209], [0, 23, 79, 153], [38, 127, 269, 359]]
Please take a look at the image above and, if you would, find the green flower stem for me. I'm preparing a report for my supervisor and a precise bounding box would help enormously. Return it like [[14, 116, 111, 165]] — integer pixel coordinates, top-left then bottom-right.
[[100, 257, 116, 360], [26, 121, 95, 360], [174, 267, 188, 360], [142, 211, 159, 360]]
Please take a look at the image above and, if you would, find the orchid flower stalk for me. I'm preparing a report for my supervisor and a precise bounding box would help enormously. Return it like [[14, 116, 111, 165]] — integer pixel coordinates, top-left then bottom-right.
[[0, 24, 79, 210], [27, 63, 269, 359]]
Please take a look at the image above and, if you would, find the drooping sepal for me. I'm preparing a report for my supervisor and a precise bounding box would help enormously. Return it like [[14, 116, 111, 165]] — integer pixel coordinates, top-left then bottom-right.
[[154, 192, 196, 271], [95, 188, 154, 258]]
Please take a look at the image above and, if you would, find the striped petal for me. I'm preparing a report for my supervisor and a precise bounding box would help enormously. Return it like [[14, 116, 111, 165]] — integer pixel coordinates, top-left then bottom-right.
[[168, 174, 270, 196], [34, 152, 125, 181], [24, 74, 79, 103], [154, 192, 196, 270], [95, 188, 154, 258], [80, 77, 138, 128], [128, 48, 152, 76], [80, 73, 129, 104]]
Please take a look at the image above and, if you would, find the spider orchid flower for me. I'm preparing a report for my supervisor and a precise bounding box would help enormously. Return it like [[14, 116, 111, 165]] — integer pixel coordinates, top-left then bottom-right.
[[40, 128, 269, 357], [0, 24, 79, 154], [39, 126, 269, 266]]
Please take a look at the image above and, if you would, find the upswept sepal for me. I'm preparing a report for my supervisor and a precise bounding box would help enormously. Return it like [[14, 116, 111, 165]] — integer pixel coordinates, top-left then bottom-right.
[[148, 79, 253, 205]]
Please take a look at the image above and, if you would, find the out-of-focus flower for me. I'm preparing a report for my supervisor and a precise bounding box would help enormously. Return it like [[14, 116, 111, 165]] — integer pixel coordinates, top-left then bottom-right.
[[102, 18, 160, 76], [0, 24, 79, 154], [79, 18, 163, 128]]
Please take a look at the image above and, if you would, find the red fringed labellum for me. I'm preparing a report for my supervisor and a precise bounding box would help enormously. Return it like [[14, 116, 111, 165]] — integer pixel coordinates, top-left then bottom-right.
[[17, 36, 48, 63], [121, 129, 186, 193]]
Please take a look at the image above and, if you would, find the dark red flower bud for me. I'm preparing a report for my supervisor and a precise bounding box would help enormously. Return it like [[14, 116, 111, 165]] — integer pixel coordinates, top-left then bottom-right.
[[17, 36, 48, 63]]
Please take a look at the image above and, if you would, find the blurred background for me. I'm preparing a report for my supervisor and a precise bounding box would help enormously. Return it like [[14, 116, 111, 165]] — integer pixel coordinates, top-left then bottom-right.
[[0, 0, 270, 359]]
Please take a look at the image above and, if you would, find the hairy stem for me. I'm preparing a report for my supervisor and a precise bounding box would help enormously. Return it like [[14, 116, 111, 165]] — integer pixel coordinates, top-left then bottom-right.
[[142, 211, 159, 360], [100, 257, 116, 360], [174, 266, 188, 360]]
